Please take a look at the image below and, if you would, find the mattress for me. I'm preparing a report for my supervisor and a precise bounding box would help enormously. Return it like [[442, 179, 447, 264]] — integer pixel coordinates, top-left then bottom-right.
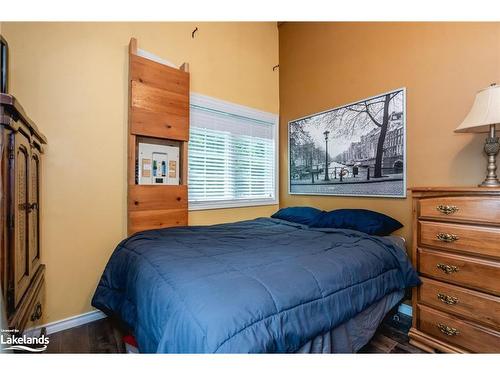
[[92, 218, 419, 353]]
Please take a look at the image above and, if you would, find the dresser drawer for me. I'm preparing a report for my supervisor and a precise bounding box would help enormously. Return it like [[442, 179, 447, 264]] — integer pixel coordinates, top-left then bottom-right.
[[420, 220, 500, 259], [418, 304, 500, 353], [419, 196, 500, 225], [419, 277, 500, 329], [418, 248, 500, 295], [24, 280, 45, 331]]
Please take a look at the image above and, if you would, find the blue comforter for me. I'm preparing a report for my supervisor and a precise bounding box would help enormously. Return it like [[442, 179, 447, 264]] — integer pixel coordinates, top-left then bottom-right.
[[92, 218, 419, 353]]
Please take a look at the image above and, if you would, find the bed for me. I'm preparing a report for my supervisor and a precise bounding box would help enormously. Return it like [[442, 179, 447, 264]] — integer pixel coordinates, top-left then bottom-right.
[[92, 217, 419, 353]]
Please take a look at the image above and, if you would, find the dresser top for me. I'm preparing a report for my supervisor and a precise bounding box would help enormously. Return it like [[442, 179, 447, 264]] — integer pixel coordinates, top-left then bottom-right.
[[410, 186, 500, 193]]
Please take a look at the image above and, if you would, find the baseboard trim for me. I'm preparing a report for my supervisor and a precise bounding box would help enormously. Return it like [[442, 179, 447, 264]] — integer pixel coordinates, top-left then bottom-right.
[[25, 310, 106, 337], [398, 303, 413, 317]]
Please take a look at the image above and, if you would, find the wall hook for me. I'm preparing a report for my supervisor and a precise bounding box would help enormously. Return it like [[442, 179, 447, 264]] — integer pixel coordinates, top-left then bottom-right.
[[273, 64, 279, 71], [192, 27, 198, 39]]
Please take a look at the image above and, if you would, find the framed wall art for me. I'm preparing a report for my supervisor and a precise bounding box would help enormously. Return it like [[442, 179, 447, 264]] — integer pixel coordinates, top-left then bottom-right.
[[288, 88, 406, 198]]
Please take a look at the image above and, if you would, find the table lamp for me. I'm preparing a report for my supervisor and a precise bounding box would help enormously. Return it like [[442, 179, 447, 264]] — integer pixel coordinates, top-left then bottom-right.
[[455, 83, 500, 187]]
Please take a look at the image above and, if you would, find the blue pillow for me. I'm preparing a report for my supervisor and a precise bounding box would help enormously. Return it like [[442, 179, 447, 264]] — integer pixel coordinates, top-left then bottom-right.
[[271, 206, 325, 225], [310, 209, 403, 236]]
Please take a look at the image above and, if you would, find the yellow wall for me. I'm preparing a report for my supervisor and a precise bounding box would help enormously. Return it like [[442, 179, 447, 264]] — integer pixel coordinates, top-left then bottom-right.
[[2, 22, 279, 323], [279, 22, 500, 242]]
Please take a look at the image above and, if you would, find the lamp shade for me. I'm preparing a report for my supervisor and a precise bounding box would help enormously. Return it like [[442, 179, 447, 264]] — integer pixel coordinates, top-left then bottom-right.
[[455, 84, 500, 133]]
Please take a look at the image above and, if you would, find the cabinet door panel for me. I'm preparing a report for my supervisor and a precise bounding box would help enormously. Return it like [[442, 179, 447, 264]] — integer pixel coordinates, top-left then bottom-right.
[[29, 147, 41, 274], [11, 134, 31, 306]]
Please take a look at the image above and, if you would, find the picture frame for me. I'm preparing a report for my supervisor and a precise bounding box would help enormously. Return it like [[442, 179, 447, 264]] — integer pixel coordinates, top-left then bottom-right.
[[288, 88, 406, 198]]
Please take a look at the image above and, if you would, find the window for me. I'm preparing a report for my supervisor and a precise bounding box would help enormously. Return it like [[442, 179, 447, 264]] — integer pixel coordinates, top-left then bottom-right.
[[188, 93, 278, 210]]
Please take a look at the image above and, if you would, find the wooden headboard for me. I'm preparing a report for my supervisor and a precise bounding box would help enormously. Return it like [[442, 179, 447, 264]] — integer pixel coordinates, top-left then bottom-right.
[[127, 38, 190, 235]]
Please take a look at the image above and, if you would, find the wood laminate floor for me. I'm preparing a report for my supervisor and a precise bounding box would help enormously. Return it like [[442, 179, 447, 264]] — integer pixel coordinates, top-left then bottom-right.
[[44, 310, 423, 354]]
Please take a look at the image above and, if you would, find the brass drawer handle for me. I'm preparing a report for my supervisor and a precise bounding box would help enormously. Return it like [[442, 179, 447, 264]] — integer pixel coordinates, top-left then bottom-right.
[[436, 263, 459, 274], [436, 233, 459, 243], [436, 205, 459, 215], [437, 293, 459, 305], [437, 323, 459, 336]]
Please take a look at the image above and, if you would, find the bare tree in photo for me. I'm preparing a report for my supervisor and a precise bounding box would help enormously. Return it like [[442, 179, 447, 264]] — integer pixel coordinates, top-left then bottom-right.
[[289, 119, 313, 149], [321, 90, 403, 178]]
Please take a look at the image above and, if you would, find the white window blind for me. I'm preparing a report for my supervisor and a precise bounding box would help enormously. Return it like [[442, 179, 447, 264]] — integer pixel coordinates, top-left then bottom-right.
[[189, 94, 278, 210]]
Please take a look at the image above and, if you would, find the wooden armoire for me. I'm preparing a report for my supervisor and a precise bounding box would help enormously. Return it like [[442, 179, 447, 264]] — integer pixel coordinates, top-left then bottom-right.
[[0, 93, 47, 334]]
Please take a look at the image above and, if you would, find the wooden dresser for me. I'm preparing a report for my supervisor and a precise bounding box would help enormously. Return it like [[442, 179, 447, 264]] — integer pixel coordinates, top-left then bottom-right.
[[409, 187, 500, 353], [0, 93, 47, 334]]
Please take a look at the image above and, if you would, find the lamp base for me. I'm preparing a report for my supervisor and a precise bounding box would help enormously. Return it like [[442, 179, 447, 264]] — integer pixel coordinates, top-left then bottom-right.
[[479, 124, 500, 188], [478, 180, 500, 188]]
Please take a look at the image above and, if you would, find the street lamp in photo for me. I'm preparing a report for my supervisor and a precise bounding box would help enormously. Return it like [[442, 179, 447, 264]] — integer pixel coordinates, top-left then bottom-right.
[[323, 130, 330, 181]]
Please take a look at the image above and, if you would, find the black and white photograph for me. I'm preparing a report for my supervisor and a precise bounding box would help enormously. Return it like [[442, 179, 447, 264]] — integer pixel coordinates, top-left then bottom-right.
[[289, 88, 406, 197]]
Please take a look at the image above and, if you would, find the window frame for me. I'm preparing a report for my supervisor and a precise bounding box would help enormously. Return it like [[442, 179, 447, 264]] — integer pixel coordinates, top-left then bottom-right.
[[188, 93, 279, 211]]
